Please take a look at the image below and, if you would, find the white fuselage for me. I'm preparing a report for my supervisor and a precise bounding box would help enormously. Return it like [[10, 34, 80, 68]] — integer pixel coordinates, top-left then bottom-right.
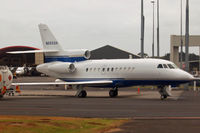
[[37, 58, 194, 87]]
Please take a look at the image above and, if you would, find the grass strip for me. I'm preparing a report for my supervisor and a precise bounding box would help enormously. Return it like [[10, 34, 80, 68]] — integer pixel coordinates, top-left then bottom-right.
[[0, 115, 127, 133]]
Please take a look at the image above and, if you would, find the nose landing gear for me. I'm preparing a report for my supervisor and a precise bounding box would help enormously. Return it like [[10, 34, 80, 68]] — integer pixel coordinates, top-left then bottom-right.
[[0, 94, 3, 99], [158, 85, 171, 100]]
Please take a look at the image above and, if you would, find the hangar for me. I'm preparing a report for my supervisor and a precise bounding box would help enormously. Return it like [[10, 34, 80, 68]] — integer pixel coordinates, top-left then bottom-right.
[[90, 45, 140, 59], [0, 46, 43, 67], [0, 45, 139, 67]]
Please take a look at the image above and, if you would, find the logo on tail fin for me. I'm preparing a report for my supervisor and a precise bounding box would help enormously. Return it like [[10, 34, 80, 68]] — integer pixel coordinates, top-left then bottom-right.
[[46, 41, 58, 45]]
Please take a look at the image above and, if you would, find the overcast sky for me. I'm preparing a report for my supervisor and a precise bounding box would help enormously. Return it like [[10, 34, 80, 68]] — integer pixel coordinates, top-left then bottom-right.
[[0, 0, 199, 56]]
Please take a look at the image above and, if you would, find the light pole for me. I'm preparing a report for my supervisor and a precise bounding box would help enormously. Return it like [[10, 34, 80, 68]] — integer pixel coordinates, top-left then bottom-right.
[[180, 0, 183, 69], [185, 0, 189, 72], [141, 0, 145, 58], [157, 0, 160, 57], [151, 0, 155, 57], [184, 0, 189, 90], [199, 46, 200, 75]]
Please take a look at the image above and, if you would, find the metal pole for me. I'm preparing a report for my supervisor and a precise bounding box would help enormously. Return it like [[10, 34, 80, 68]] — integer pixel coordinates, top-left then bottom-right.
[[180, 0, 183, 69], [157, 0, 160, 57], [141, 0, 145, 58], [151, 0, 155, 57], [184, 0, 189, 90], [199, 46, 200, 75], [185, 0, 189, 72]]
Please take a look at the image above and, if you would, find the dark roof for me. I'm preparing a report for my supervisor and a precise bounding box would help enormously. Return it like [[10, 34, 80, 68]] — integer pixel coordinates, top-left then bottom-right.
[[90, 45, 140, 59], [0, 46, 40, 58]]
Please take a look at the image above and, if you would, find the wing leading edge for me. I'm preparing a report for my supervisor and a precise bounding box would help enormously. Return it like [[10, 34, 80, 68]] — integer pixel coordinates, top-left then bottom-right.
[[12, 80, 113, 86], [7, 50, 59, 54]]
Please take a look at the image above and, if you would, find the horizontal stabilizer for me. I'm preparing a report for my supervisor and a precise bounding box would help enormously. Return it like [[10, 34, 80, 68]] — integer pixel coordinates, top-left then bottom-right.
[[12, 80, 113, 86], [7, 50, 59, 54]]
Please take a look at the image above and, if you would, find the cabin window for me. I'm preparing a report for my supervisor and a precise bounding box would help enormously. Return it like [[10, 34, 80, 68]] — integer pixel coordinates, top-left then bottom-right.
[[168, 64, 175, 69], [163, 64, 168, 68], [102, 68, 105, 72], [86, 68, 88, 72], [107, 68, 110, 71], [98, 68, 101, 71], [124, 67, 127, 70], [111, 68, 114, 71], [157, 64, 163, 68]]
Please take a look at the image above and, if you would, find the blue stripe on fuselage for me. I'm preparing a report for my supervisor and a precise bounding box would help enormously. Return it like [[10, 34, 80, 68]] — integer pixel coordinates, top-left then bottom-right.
[[45, 56, 86, 63], [60, 78, 190, 88]]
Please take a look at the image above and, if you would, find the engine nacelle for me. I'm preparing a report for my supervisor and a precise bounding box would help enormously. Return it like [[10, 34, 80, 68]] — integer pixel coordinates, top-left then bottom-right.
[[48, 62, 76, 73], [65, 49, 91, 59]]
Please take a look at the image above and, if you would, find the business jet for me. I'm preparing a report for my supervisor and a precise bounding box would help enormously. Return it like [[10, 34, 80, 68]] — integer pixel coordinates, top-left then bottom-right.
[[10, 24, 195, 100]]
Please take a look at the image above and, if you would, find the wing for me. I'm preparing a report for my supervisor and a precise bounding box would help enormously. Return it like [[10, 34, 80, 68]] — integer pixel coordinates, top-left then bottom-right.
[[7, 50, 59, 54], [12, 80, 113, 86]]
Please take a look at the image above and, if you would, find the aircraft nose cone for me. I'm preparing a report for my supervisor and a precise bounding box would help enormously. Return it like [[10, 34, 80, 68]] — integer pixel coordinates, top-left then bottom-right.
[[181, 70, 195, 81]]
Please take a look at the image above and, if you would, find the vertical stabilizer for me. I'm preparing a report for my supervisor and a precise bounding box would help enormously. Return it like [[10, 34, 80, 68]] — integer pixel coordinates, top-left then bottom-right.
[[38, 24, 63, 51], [38, 24, 89, 63]]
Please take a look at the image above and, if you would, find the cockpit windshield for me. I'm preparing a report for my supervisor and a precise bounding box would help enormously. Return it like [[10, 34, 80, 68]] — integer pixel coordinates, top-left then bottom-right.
[[172, 64, 178, 68], [167, 64, 175, 69], [157, 64, 163, 68], [157, 63, 178, 69]]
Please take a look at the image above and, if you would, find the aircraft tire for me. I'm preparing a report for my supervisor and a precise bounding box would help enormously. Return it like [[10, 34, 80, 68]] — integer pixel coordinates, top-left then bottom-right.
[[0, 94, 3, 99], [161, 95, 167, 100], [78, 90, 87, 98], [109, 90, 118, 97]]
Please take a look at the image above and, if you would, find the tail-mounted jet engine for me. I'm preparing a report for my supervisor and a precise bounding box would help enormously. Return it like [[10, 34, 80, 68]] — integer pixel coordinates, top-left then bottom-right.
[[48, 62, 76, 73], [64, 49, 91, 59]]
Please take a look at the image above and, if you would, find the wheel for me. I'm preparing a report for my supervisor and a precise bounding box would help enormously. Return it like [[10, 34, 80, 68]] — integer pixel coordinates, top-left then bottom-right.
[[78, 90, 87, 98], [109, 89, 118, 97], [161, 95, 164, 100], [161, 95, 167, 100], [0, 94, 3, 99]]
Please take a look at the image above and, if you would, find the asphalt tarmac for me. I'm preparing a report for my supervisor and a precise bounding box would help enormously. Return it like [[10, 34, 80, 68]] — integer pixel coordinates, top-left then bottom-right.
[[2, 76, 200, 133], [1, 89, 200, 118]]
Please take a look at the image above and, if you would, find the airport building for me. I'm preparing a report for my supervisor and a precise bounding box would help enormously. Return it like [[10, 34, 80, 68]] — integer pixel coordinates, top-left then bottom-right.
[[0, 45, 139, 67], [0, 46, 43, 67], [90, 45, 140, 59], [170, 35, 200, 72]]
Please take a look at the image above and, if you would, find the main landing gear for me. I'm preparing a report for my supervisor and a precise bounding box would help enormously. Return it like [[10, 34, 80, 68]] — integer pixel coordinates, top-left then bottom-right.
[[77, 90, 87, 98], [158, 86, 171, 100], [75, 85, 87, 98], [109, 87, 118, 97]]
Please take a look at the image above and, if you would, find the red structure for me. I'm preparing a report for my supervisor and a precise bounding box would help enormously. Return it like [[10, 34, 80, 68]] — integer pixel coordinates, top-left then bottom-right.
[[0, 46, 40, 66]]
